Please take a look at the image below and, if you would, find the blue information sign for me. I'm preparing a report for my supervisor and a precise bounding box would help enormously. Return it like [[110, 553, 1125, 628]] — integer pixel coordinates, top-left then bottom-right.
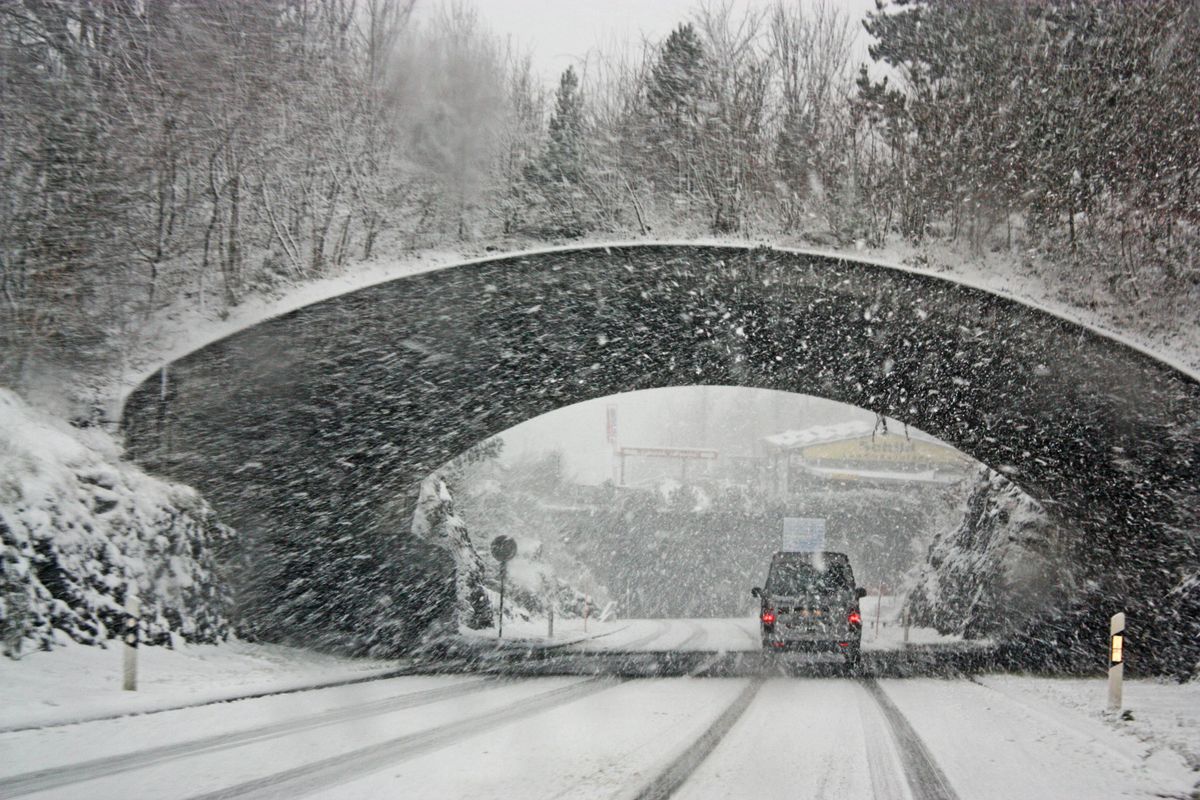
[[782, 517, 826, 552]]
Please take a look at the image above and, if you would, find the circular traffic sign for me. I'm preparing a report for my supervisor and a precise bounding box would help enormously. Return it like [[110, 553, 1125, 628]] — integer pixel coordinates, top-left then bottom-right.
[[490, 535, 517, 562]]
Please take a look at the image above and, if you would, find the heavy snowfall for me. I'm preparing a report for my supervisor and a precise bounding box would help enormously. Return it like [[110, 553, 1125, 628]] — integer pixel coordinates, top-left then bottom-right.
[[1, 1, 1198, 798]]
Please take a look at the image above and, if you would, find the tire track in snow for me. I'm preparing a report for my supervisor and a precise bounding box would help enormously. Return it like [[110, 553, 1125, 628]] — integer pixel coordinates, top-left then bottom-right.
[[570, 619, 671, 652], [613, 620, 673, 651], [0, 664, 453, 735], [0, 677, 498, 798], [862, 678, 960, 800], [630, 678, 764, 800], [675, 620, 708, 651], [735, 617, 760, 647], [184, 676, 623, 800], [857, 680, 915, 800]]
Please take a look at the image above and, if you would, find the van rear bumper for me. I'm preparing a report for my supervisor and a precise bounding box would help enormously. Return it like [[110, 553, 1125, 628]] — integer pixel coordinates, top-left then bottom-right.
[[763, 639, 857, 651]]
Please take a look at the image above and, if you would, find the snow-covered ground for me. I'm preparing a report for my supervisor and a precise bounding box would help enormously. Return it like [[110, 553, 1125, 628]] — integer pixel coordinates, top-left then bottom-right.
[[2, 658, 1195, 799], [460, 608, 968, 656], [461, 616, 757, 653], [881, 676, 1199, 800], [976, 674, 1200, 778], [0, 611, 966, 732], [859, 594, 979, 651], [0, 639, 400, 732]]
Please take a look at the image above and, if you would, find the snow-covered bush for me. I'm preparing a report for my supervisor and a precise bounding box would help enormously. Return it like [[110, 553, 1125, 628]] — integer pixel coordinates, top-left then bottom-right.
[[0, 389, 232, 657]]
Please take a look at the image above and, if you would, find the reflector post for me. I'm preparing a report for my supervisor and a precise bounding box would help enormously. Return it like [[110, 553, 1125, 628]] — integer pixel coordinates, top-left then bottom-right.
[[1108, 612, 1125, 712], [122, 587, 139, 692]]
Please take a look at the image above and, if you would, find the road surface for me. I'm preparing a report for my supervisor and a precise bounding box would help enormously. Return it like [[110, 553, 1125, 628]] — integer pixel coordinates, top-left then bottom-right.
[[0, 619, 1186, 799]]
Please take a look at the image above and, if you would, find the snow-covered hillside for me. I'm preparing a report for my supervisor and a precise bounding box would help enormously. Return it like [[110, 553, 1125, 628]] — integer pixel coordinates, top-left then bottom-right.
[[0, 390, 231, 657]]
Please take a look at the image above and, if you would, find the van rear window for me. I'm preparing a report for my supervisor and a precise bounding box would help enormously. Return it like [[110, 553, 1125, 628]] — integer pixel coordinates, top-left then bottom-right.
[[767, 561, 851, 595]]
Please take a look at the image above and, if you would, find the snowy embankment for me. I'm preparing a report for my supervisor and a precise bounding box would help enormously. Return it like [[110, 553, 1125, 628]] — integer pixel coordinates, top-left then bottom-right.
[[880, 675, 1200, 799], [0, 638, 401, 731], [0, 390, 231, 656]]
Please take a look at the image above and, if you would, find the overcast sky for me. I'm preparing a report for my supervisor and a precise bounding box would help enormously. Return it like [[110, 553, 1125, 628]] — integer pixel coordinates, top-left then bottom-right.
[[496, 387, 877, 485], [415, 0, 879, 87]]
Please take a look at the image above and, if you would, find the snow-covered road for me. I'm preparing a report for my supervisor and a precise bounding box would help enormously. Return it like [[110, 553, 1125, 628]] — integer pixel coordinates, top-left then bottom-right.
[[3, 666, 1194, 799], [479, 605, 971, 662]]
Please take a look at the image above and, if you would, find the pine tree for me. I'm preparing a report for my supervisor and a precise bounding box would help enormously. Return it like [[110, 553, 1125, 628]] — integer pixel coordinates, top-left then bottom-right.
[[525, 66, 591, 237], [646, 23, 707, 200], [647, 24, 706, 130], [546, 66, 585, 186]]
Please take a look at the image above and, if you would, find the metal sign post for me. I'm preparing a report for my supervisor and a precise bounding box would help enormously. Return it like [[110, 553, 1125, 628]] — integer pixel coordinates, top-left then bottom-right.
[[1108, 612, 1125, 711], [874, 583, 884, 639], [490, 536, 517, 639]]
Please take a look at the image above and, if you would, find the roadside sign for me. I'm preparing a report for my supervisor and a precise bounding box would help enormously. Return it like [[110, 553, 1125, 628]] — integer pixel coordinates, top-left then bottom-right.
[[782, 517, 826, 552], [491, 535, 517, 562], [490, 536, 518, 639]]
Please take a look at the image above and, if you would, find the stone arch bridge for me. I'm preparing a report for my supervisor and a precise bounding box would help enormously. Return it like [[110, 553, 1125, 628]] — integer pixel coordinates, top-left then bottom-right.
[[122, 245, 1199, 666]]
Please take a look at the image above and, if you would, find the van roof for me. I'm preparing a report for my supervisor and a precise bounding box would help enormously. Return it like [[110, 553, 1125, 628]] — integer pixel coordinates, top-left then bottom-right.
[[771, 551, 849, 561]]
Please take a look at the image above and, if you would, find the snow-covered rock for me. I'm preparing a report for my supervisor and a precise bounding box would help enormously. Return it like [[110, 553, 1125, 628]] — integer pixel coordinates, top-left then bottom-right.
[[905, 466, 1076, 641], [0, 389, 231, 657], [411, 475, 492, 630]]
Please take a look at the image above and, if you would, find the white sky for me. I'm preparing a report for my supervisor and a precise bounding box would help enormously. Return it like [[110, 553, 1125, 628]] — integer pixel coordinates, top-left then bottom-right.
[[416, 0, 879, 86], [497, 387, 876, 485]]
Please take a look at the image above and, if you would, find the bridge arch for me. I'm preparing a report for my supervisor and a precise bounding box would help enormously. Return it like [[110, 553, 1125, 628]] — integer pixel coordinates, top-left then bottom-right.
[[121, 244, 1199, 661]]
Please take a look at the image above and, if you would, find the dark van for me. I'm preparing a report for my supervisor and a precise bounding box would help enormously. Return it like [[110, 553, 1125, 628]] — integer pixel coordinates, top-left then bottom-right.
[[751, 551, 867, 668]]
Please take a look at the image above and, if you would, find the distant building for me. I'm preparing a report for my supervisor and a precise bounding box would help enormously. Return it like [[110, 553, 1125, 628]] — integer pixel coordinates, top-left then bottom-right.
[[758, 420, 973, 499]]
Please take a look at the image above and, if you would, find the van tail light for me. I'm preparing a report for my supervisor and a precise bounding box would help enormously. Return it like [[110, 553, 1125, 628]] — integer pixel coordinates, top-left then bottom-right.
[[761, 610, 776, 625], [848, 611, 862, 626]]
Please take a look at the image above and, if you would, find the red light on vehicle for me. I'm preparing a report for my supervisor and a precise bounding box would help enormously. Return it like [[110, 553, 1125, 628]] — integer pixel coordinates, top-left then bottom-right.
[[848, 611, 862, 625], [838, 641, 849, 647], [761, 610, 776, 625]]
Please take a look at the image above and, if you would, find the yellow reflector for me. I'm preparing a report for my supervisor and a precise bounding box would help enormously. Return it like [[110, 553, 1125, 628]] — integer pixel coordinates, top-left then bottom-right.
[[1111, 634, 1124, 663]]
